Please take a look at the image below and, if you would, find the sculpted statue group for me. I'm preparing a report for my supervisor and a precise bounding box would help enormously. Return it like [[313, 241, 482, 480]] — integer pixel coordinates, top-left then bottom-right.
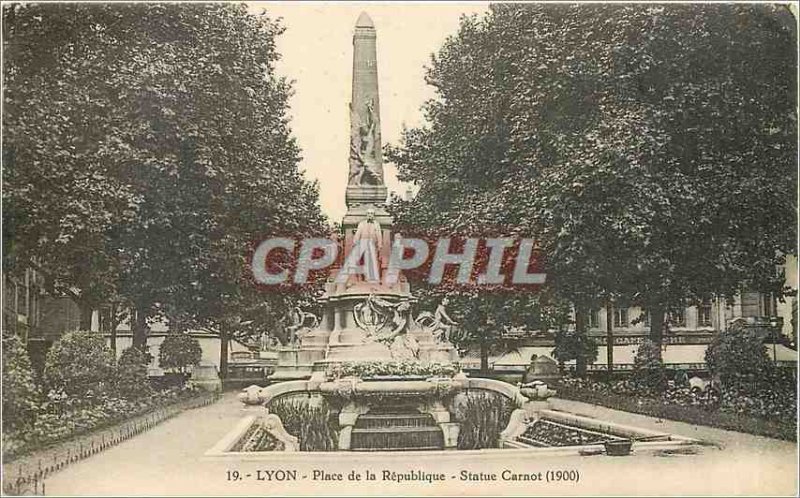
[[263, 210, 459, 360], [348, 99, 382, 186], [273, 306, 319, 347], [270, 296, 457, 360], [351, 294, 458, 359]]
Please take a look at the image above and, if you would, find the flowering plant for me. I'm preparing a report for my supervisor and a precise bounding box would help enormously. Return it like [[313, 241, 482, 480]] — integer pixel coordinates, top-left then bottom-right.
[[328, 361, 458, 379]]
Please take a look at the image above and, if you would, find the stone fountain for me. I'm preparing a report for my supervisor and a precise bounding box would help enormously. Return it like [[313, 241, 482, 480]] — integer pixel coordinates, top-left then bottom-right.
[[270, 11, 456, 382], [247, 12, 464, 451], [225, 13, 703, 459]]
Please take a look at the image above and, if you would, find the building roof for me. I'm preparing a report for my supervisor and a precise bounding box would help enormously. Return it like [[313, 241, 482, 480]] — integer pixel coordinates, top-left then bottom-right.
[[767, 344, 798, 363]]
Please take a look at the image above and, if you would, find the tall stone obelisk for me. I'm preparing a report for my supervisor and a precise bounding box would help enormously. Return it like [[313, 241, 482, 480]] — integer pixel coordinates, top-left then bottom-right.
[[343, 12, 391, 237]]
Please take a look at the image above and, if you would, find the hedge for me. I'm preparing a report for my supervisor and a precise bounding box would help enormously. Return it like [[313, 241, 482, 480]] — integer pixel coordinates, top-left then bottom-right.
[[554, 381, 796, 441]]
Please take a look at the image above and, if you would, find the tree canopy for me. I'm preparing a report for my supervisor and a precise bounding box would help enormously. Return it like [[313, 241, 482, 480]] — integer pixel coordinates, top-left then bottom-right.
[[387, 4, 797, 362], [3, 3, 328, 348]]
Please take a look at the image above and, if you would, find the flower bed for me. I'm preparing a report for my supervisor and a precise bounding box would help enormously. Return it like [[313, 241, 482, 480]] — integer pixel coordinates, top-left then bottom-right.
[[451, 391, 513, 450], [554, 377, 796, 441], [328, 361, 458, 380], [230, 422, 284, 452], [2, 391, 218, 496], [3, 388, 210, 461], [519, 420, 614, 447], [266, 397, 337, 451]]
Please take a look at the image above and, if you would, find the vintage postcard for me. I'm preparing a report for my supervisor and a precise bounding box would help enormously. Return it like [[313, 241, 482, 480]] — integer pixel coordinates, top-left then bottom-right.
[[1, 1, 797, 496]]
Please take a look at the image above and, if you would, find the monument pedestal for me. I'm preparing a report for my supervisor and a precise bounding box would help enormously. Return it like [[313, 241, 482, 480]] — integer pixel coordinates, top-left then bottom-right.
[[269, 9, 459, 400], [344, 185, 388, 212], [256, 12, 469, 452], [326, 335, 394, 362]]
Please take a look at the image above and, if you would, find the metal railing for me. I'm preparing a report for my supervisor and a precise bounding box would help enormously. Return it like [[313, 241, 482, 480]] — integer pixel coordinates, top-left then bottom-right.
[[2, 392, 219, 496]]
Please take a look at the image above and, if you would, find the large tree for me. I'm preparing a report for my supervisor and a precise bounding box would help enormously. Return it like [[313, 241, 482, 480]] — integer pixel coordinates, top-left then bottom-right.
[[3, 3, 140, 325], [3, 4, 327, 355], [388, 4, 796, 367]]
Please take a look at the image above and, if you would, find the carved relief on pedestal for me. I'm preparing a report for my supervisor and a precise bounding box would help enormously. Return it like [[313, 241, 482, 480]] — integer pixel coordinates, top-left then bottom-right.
[[351, 294, 419, 359], [348, 99, 383, 187]]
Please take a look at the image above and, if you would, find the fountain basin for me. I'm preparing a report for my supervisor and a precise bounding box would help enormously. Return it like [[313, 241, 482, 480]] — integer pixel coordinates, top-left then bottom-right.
[[205, 407, 700, 459]]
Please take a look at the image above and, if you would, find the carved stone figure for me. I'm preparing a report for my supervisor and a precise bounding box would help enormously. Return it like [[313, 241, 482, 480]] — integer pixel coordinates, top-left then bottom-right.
[[348, 100, 382, 186], [352, 293, 414, 343], [351, 294, 418, 359], [284, 307, 319, 346], [350, 209, 382, 283], [259, 331, 270, 351], [372, 299, 411, 341], [389, 333, 419, 360], [347, 99, 383, 185], [352, 294, 388, 335], [415, 297, 458, 343], [348, 103, 366, 185]]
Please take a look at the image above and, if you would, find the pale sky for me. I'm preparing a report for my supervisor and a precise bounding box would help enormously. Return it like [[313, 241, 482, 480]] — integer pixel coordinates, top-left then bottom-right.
[[248, 2, 489, 223]]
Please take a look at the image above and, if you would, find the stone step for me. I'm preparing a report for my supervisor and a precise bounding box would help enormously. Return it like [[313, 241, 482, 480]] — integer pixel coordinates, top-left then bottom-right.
[[358, 413, 431, 419], [351, 446, 443, 452], [351, 427, 441, 434], [350, 430, 445, 451], [354, 413, 439, 429]]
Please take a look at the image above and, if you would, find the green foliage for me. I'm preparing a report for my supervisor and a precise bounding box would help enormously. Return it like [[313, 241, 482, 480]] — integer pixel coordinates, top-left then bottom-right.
[[3, 388, 208, 460], [158, 333, 202, 374], [329, 361, 457, 379], [2, 334, 40, 432], [267, 397, 337, 451], [387, 4, 797, 347], [43, 330, 116, 399], [231, 422, 283, 452], [705, 326, 774, 394], [452, 392, 513, 449], [552, 329, 598, 366], [3, 3, 326, 345], [632, 340, 667, 392], [557, 376, 796, 441], [116, 347, 153, 400]]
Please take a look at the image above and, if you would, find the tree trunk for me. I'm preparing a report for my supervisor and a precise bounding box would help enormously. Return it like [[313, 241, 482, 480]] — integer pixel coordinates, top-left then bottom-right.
[[575, 305, 587, 377], [219, 328, 229, 381], [606, 300, 614, 378], [132, 305, 148, 349], [479, 336, 490, 375], [649, 304, 665, 358]]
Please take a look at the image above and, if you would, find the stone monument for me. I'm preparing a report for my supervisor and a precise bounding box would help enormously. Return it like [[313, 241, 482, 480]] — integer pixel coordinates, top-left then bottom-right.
[[343, 11, 392, 257], [258, 15, 465, 452], [237, 12, 672, 457], [270, 12, 457, 382]]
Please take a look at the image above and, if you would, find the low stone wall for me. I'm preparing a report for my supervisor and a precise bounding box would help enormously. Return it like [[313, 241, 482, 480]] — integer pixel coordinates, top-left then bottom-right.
[[463, 377, 529, 407], [2, 393, 219, 496]]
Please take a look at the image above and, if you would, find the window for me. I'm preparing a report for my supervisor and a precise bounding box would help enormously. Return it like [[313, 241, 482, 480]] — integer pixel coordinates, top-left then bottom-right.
[[761, 293, 776, 317], [641, 311, 650, 328], [668, 308, 685, 327], [698, 301, 712, 327], [613, 308, 628, 328], [588, 309, 599, 329]]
